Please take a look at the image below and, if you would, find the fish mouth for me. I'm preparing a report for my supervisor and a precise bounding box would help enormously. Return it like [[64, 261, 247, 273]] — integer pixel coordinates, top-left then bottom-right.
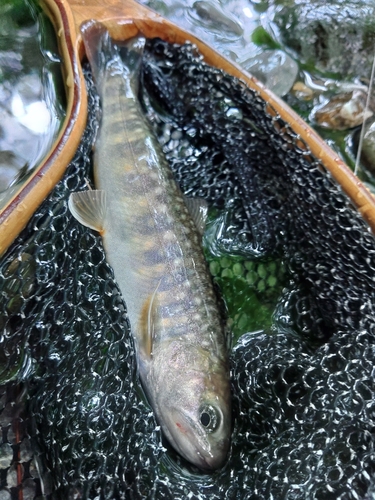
[[163, 408, 229, 471], [196, 448, 228, 471]]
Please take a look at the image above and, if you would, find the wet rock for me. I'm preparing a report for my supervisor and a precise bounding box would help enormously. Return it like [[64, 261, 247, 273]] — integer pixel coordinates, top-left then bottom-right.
[[191, 1, 243, 37], [240, 49, 298, 96], [312, 90, 373, 130], [270, 0, 375, 78]]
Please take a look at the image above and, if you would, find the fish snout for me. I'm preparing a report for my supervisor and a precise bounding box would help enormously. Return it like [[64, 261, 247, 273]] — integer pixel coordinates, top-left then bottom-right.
[[198, 443, 229, 471], [163, 407, 230, 470]]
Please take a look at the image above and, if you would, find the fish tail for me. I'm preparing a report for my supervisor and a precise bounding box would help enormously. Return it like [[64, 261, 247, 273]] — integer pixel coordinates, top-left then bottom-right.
[[81, 21, 145, 96], [81, 21, 117, 95], [119, 35, 146, 94]]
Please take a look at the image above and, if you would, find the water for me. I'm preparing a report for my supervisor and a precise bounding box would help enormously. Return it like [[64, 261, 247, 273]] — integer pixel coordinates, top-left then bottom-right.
[[0, 0, 65, 209]]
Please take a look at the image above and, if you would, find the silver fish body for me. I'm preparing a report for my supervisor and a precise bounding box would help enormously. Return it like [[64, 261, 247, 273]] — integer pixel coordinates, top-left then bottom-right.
[[70, 22, 231, 470]]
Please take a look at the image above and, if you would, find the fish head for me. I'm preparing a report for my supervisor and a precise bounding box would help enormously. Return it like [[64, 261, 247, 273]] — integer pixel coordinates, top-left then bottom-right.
[[165, 393, 231, 471], [150, 349, 231, 470]]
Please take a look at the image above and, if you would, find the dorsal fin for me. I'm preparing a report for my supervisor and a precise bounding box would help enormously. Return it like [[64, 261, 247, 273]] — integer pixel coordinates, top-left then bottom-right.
[[68, 190, 107, 233]]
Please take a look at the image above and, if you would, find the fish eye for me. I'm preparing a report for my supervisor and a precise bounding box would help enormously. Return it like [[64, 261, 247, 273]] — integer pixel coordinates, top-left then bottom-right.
[[199, 405, 220, 433]]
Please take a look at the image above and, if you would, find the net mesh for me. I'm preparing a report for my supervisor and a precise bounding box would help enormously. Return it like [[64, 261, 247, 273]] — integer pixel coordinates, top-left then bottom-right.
[[0, 38, 374, 499]]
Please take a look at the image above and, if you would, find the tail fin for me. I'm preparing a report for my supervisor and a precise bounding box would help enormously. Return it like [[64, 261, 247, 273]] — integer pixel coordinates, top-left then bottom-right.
[[119, 36, 146, 93], [81, 21, 116, 95], [81, 21, 146, 96]]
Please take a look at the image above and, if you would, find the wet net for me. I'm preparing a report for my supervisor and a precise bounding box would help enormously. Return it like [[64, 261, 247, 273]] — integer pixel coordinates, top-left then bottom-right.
[[0, 38, 374, 499]]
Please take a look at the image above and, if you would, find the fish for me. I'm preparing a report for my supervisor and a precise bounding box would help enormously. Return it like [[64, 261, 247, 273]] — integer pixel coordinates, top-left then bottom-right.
[[68, 21, 231, 471]]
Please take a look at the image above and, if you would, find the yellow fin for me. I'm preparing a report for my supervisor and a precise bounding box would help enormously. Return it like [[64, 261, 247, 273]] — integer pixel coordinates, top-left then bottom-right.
[[138, 280, 161, 360], [184, 196, 208, 235], [68, 190, 106, 233]]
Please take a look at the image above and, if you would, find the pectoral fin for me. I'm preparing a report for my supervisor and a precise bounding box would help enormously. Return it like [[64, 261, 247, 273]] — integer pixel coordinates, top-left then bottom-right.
[[138, 280, 161, 360], [184, 196, 208, 235], [68, 190, 107, 233]]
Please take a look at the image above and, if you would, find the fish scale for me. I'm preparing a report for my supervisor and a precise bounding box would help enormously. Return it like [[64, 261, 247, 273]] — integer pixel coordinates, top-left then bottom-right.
[[68, 22, 231, 470], [98, 60, 218, 330]]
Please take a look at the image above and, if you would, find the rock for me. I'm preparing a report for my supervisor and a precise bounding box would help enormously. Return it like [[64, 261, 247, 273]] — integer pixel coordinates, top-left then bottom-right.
[[240, 49, 299, 96], [269, 0, 375, 78], [312, 90, 373, 130], [192, 0, 243, 37]]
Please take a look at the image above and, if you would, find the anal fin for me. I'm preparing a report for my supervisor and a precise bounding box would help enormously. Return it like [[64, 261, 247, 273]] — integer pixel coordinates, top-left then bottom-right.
[[184, 196, 208, 235]]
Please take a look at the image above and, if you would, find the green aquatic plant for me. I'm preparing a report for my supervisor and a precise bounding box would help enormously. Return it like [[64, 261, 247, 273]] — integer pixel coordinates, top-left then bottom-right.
[[251, 26, 281, 50], [206, 243, 287, 342]]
